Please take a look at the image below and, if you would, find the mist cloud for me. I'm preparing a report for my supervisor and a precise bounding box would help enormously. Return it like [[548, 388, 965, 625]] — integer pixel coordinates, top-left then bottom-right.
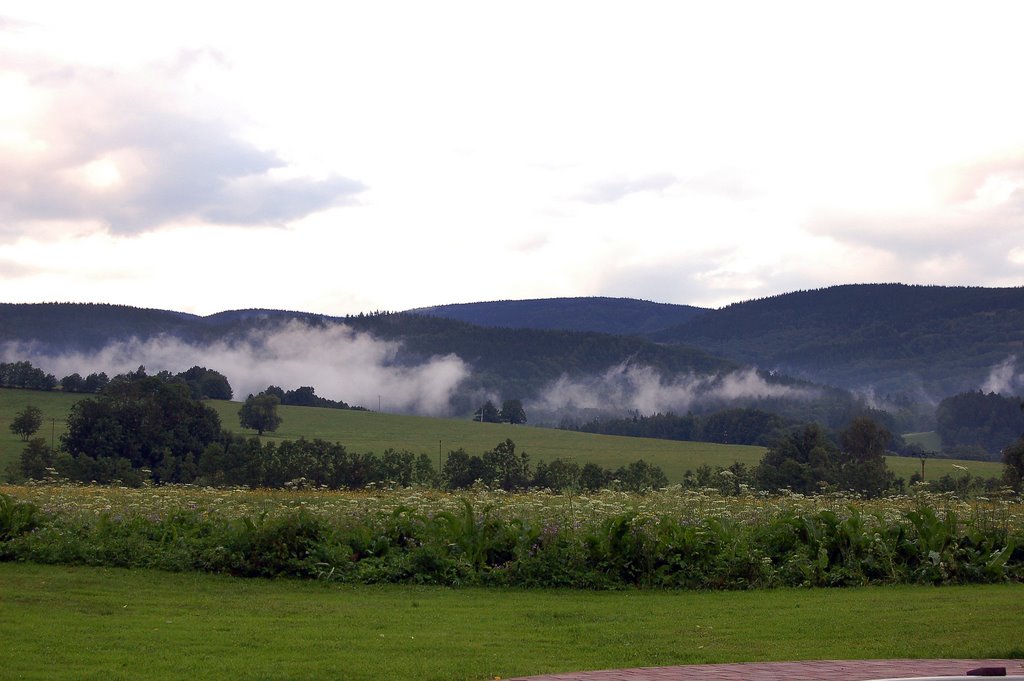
[[983, 356, 1024, 395], [528, 363, 812, 419], [2, 322, 468, 416]]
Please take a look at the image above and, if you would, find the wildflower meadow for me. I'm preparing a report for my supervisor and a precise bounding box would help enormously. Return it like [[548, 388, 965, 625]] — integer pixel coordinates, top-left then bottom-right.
[[2, 483, 1021, 589]]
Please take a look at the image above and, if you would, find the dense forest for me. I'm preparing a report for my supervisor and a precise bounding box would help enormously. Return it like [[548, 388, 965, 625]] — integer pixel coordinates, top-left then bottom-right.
[[650, 284, 1024, 397], [0, 303, 740, 417], [409, 296, 707, 335], [935, 391, 1024, 457]]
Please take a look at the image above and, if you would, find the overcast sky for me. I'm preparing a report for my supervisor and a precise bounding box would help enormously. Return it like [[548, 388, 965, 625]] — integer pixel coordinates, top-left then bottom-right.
[[2, 1, 1023, 316]]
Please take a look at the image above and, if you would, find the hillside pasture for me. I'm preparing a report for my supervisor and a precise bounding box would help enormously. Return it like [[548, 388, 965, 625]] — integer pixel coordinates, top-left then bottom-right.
[[208, 399, 767, 481], [0, 388, 1008, 486]]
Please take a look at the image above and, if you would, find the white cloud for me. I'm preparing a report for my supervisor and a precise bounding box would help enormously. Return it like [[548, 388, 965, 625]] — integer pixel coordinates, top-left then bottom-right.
[[982, 356, 1024, 395], [2, 2, 1024, 314]]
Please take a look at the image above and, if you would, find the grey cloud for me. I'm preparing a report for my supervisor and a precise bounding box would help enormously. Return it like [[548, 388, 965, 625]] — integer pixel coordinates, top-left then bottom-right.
[[808, 150, 1024, 261], [0, 258, 42, 278], [808, 208, 1024, 281], [0, 58, 365, 236], [0, 16, 27, 31], [592, 247, 774, 307], [578, 169, 755, 204], [158, 47, 231, 77], [206, 175, 364, 225], [935, 152, 1024, 204], [580, 173, 678, 204], [805, 165, 1024, 287], [595, 263, 716, 305]]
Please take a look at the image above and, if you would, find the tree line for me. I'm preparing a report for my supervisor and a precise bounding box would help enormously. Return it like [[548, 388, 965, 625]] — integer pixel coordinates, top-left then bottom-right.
[[569, 408, 793, 446], [262, 385, 367, 411], [8, 362, 1024, 496], [936, 390, 1024, 458], [473, 399, 527, 424], [6, 369, 667, 492], [0, 360, 228, 399]]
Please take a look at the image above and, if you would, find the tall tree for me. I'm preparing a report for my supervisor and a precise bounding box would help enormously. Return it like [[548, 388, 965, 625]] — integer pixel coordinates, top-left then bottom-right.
[[1002, 438, 1024, 491], [834, 417, 896, 496], [482, 438, 531, 490], [61, 372, 221, 482], [238, 392, 283, 436], [473, 400, 501, 423], [500, 399, 527, 425], [9, 405, 43, 441], [754, 423, 835, 494], [178, 366, 233, 400]]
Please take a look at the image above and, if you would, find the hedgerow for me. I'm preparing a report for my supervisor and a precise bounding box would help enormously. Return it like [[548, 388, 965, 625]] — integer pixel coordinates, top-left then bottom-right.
[[1, 485, 1021, 589]]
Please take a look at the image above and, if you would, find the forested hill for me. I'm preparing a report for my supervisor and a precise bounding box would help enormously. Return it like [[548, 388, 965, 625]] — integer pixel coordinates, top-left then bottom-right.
[[0, 302, 740, 411], [0, 303, 332, 352], [650, 284, 1024, 398], [408, 297, 708, 335]]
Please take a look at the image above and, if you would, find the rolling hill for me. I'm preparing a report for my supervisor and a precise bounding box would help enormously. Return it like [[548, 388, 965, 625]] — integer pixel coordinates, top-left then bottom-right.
[[0, 303, 755, 421], [649, 284, 1024, 398], [408, 296, 707, 335], [7, 283, 1019, 430], [0, 387, 1004, 485]]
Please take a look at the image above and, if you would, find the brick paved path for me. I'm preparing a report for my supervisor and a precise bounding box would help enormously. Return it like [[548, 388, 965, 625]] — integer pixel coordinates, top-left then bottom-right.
[[505, 659, 1024, 680]]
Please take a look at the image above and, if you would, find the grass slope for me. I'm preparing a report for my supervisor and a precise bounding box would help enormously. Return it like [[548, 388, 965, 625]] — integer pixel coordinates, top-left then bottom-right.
[[0, 389, 77, 480], [209, 400, 766, 480], [1, 388, 1006, 485], [1, 563, 1022, 681]]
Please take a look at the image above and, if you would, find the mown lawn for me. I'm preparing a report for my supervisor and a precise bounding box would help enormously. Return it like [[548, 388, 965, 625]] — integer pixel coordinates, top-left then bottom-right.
[[1, 563, 1021, 681]]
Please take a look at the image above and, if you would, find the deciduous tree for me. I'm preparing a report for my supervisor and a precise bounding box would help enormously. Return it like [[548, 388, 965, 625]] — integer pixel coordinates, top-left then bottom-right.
[[1004, 438, 1024, 491], [500, 399, 527, 425], [473, 400, 501, 423], [239, 392, 283, 436], [10, 405, 43, 441]]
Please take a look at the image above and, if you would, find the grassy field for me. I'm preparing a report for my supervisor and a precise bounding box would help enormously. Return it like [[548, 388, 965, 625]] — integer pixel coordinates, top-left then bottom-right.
[[1, 563, 1022, 681], [0, 387, 1006, 485], [0, 389, 77, 479]]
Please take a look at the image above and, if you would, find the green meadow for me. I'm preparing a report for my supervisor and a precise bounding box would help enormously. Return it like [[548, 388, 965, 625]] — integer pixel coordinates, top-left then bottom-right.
[[0, 387, 1007, 485], [1, 563, 1022, 681]]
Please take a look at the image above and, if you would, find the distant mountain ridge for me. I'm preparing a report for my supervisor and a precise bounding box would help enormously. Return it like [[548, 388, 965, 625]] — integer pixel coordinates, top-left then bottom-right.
[[0, 302, 744, 419], [4, 283, 1019, 419], [408, 297, 707, 336], [650, 284, 1024, 398], [0, 303, 338, 352]]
